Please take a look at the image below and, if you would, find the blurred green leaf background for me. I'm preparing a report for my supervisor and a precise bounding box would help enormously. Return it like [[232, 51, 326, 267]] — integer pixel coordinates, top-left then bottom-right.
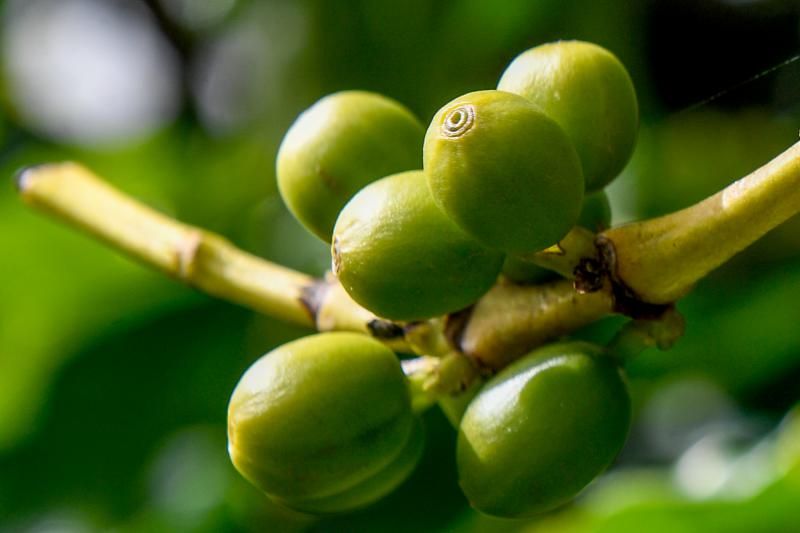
[[2, 0, 800, 531]]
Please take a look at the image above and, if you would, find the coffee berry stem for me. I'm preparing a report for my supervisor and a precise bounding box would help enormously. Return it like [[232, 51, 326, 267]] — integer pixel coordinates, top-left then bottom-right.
[[606, 307, 686, 363], [514, 226, 598, 280], [14, 139, 800, 379], [16, 163, 318, 328], [602, 139, 800, 304], [15, 162, 422, 350], [457, 278, 614, 370], [402, 352, 480, 412]]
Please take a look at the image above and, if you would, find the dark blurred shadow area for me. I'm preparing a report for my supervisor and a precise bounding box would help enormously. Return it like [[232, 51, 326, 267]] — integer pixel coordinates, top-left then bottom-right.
[[2, 0, 800, 531]]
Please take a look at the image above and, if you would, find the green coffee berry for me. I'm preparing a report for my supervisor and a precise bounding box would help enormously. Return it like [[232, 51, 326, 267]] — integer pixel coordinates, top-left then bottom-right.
[[424, 90, 584, 253], [457, 341, 631, 518], [578, 190, 612, 231], [498, 40, 638, 191], [289, 417, 424, 514], [277, 91, 424, 241], [501, 189, 611, 284], [227, 332, 419, 513], [333, 170, 504, 321], [500, 255, 557, 285]]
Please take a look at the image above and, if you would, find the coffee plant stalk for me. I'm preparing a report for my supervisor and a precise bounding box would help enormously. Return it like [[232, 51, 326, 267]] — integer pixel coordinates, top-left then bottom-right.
[[15, 139, 800, 403]]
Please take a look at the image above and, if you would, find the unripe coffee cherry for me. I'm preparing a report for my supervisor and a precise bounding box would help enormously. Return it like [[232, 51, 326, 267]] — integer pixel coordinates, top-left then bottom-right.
[[498, 41, 638, 191], [293, 418, 424, 514], [277, 91, 424, 241], [457, 341, 631, 518], [501, 190, 611, 284], [424, 90, 584, 253], [227, 332, 420, 513], [332, 170, 504, 321], [501, 255, 557, 285], [577, 189, 612, 231]]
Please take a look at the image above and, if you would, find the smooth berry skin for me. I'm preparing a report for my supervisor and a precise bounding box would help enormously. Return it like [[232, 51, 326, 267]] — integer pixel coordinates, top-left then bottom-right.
[[227, 332, 419, 514], [288, 417, 424, 514], [457, 341, 631, 518], [277, 91, 424, 241], [424, 90, 584, 254], [577, 189, 612, 231], [500, 255, 557, 285], [502, 190, 611, 284], [332, 170, 504, 321], [498, 41, 638, 191]]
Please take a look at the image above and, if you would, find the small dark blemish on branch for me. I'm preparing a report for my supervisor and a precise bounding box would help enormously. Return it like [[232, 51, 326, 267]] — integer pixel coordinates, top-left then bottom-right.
[[573, 257, 605, 293], [610, 280, 672, 319], [595, 234, 672, 319], [299, 280, 330, 322], [367, 319, 405, 339]]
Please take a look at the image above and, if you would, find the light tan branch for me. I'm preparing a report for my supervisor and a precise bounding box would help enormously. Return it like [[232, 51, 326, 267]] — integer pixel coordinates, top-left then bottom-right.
[[603, 139, 800, 304], [17, 163, 317, 328], [15, 162, 613, 380], [17, 139, 800, 388], [457, 279, 614, 370]]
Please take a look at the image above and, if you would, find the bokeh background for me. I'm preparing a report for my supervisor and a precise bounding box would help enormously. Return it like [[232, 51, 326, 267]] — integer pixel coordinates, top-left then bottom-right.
[[2, 0, 800, 531]]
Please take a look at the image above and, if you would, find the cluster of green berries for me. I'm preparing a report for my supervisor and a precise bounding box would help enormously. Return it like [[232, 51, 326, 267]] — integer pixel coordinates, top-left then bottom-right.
[[228, 40, 638, 517]]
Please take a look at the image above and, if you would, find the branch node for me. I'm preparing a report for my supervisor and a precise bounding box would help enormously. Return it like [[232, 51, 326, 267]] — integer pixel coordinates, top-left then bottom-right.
[[299, 280, 330, 322], [596, 234, 673, 319], [14, 165, 38, 193], [444, 307, 474, 355], [177, 230, 202, 280]]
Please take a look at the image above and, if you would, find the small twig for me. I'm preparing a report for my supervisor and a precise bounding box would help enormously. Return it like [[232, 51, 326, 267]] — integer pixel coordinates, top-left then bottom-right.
[[457, 278, 615, 370], [17, 162, 317, 327], [311, 278, 413, 353], [402, 352, 480, 413], [606, 307, 686, 363]]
